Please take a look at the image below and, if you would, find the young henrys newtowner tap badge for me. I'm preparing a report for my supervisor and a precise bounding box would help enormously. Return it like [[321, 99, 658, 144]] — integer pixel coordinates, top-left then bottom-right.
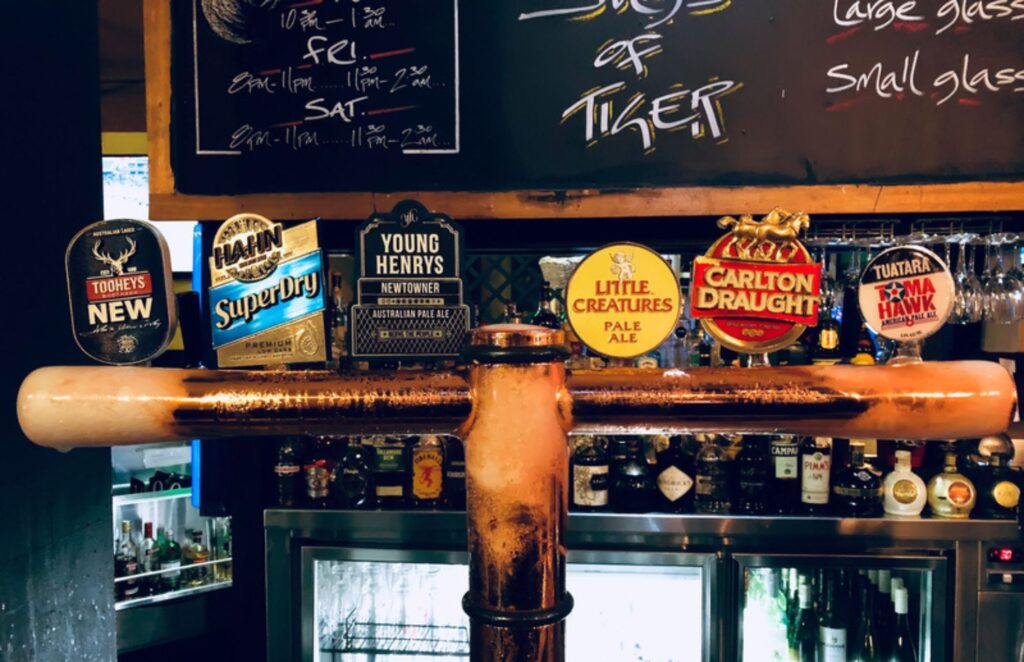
[[208, 214, 327, 368]]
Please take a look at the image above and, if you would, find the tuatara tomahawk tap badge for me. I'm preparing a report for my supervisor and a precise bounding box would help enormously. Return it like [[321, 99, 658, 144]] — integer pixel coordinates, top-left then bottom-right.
[[690, 208, 823, 353]]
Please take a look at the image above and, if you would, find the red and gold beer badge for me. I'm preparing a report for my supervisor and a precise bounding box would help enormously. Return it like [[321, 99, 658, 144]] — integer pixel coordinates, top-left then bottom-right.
[[566, 243, 681, 359], [690, 209, 822, 353]]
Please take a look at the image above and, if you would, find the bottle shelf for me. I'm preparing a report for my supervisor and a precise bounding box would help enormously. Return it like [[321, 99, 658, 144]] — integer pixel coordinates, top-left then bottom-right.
[[114, 578, 232, 611], [114, 556, 233, 583], [113, 486, 191, 506]]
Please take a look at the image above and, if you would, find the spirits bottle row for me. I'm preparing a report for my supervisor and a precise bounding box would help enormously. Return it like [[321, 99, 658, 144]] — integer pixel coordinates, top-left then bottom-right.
[[570, 434, 1021, 519], [748, 566, 920, 662], [113, 518, 232, 602], [274, 435, 466, 510]]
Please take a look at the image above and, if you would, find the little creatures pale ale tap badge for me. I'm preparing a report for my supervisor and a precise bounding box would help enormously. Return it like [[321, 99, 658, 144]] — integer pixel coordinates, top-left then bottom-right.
[[65, 219, 176, 364], [566, 243, 680, 359], [858, 245, 954, 343], [208, 214, 328, 368], [689, 209, 822, 353]]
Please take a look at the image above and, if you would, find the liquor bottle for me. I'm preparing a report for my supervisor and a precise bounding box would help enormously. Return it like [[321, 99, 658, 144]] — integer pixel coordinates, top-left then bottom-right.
[[114, 520, 140, 601], [800, 437, 832, 514], [770, 435, 801, 514], [157, 527, 182, 592], [443, 436, 467, 510], [303, 436, 337, 509], [697, 330, 713, 367], [794, 583, 817, 662], [330, 440, 374, 508], [927, 448, 977, 519], [369, 435, 409, 508], [832, 442, 884, 517], [274, 437, 304, 508], [975, 453, 1021, 519], [410, 435, 446, 509], [572, 436, 611, 512], [818, 571, 848, 662], [849, 323, 877, 365], [735, 435, 770, 515], [502, 302, 523, 324], [812, 312, 842, 365], [139, 522, 159, 596], [883, 450, 927, 517], [891, 586, 917, 662], [695, 436, 731, 514], [210, 517, 233, 582], [329, 272, 348, 365], [183, 529, 210, 588], [531, 281, 563, 330], [653, 435, 695, 513], [610, 439, 654, 513]]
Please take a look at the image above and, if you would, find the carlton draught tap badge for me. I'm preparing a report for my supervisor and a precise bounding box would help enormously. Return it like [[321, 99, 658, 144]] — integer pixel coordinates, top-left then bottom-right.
[[66, 219, 176, 364], [690, 209, 822, 353], [566, 243, 681, 359], [209, 214, 327, 368], [858, 245, 953, 343]]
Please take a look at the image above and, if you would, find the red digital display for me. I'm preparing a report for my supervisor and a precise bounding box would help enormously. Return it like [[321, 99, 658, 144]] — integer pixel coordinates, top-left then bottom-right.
[[990, 548, 1021, 563]]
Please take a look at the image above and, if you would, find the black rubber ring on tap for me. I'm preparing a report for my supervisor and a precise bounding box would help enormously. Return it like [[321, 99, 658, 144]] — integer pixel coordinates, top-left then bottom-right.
[[459, 343, 570, 365], [461, 592, 575, 627]]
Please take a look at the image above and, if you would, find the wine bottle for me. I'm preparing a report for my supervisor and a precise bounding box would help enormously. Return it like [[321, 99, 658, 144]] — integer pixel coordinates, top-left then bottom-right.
[[795, 583, 818, 662], [891, 586, 917, 662], [818, 571, 848, 662]]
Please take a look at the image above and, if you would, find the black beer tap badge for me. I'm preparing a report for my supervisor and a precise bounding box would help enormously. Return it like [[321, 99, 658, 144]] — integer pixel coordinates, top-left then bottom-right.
[[351, 200, 469, 360], [65, 219, 177, 365]]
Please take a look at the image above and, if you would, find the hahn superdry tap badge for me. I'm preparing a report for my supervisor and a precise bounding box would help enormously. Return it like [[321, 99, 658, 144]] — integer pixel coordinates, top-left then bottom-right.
[[566, 243, 681, 359], [858, 245, 953, 343], [690, 209, 823, 353], [66, 219, 176, 365], [209, 214, 327, 368]]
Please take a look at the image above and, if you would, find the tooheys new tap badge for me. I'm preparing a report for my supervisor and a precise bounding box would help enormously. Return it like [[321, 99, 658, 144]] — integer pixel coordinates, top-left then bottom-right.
[[208, 214, 328, 368], [858, 245, 954, 343], [65, 219, 176, 365], [689, 209, 823, 353]]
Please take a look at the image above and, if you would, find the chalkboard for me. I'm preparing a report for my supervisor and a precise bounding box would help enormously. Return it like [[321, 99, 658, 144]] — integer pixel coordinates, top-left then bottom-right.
[[169, 0, 1024, 196]]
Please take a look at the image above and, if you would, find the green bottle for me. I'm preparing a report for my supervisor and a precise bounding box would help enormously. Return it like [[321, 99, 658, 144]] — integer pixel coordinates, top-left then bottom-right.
[[157, 527, 182, 592]]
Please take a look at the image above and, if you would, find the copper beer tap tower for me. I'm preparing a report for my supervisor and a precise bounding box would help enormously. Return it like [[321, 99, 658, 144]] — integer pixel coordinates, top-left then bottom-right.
[[17, 324, 1017, 661]]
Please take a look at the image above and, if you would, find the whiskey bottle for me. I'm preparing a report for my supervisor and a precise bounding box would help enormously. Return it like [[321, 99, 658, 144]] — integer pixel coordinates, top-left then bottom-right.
[[927, 448, 976, 519], [800, 437, 832, 515], [975, 452, 1021, 519], [182, 529, 210, 588], [444, 436, 467, 510], [883, 450, 927, 517], [832, 442, 884, 517], [330, 440, 373, 508], [610, 438, 654, 513], [369, 435, 409, 509], [812, 313, 842, 365], [531, 281, 563, 330], [303, 436, 337, 509], [695, 436, 732, 514], [654, 435, 695, 513], [735, 435, 770, 515], [273, 437, 304, 508], [410, 435, 445, 509], [770, 435, 801, 514], [114, 520, 140, 601], [572, 436, 611, 512]]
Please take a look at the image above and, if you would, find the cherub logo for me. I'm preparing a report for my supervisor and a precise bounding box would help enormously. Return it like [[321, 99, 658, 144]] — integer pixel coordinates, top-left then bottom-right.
[[610, 251, 635, 281]]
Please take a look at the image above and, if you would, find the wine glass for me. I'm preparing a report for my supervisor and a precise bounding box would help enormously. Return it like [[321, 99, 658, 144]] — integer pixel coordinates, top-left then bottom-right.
[[981, 235, 1023, 324], [949, 234, 983, 324]]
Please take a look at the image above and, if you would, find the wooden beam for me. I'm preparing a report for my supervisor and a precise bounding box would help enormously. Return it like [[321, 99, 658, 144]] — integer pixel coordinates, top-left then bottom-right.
[[144, 3, 1024, 221]]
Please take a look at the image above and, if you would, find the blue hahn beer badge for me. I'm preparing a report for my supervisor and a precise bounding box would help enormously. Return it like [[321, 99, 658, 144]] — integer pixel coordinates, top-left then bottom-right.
[[65, 219, 177, 365], [351, 200, 470, 360], [208, 214, 327, 368], [858, 245, 954, 343]]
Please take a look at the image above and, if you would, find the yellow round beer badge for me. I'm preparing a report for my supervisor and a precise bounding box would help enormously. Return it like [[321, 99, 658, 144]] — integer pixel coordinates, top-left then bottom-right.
[[566, 243, 680, 359]]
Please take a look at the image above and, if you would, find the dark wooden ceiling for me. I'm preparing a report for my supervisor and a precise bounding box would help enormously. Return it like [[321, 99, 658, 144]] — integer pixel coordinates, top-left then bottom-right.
[[99, 0, 145, 133]]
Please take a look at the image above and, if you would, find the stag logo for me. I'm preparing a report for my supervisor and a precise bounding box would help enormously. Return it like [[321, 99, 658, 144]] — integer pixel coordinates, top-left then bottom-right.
[[92, 238, 137, 276]]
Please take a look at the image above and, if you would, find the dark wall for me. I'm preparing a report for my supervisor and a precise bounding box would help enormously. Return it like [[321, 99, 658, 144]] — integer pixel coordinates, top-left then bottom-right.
[[0, 3, 116, 661]]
